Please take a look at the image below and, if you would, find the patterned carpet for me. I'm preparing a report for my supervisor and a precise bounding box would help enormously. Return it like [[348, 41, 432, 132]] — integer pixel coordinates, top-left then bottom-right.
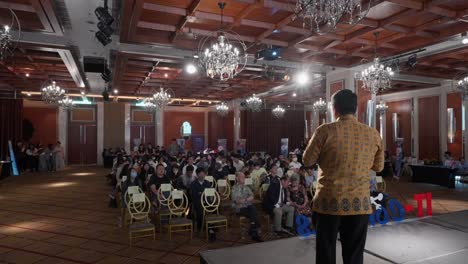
[[0, 166, 467, 263]]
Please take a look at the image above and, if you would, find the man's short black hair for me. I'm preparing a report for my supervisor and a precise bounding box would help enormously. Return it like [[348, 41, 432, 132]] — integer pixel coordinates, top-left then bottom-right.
[[196, 167, 205, 175], [186, 165, 194, 172], [332, 89, 357, 116], [280, 176, 289, 181]]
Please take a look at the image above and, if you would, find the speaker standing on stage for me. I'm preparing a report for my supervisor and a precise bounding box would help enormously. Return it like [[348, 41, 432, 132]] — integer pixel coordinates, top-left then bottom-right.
[[303, 89, 384, 264]]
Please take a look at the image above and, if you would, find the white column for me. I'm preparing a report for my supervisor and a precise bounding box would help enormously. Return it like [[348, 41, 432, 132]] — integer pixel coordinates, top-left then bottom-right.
[[124, 103, 131, 153], [440, 91, 447, 158], [370, 93, 377, 128], [311, 110, 319, 134], [57, 107, 68, 165], [464, 100, 468, 159], [204, 111, 209, 149], [156, 109, 164, 147], [412, 98, 419, 159], [304, 109, 309, 139], [381, 111, 387, 150], [233, 105, 241, 151], [96, 102, 104, 165]]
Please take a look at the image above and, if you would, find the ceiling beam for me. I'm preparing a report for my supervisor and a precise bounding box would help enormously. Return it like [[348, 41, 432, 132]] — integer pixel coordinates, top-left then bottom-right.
[[227, 0, 262, 30], [170, 0, 202, 43], [0, 1, 35, 12]]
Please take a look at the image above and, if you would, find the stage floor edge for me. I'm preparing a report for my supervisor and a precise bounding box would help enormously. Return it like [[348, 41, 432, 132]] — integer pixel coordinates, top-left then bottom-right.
[[200, 210, 468, 264]]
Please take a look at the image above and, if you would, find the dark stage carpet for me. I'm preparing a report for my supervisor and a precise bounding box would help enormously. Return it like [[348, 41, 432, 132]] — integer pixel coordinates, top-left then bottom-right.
[[200, 210, 468, 264]]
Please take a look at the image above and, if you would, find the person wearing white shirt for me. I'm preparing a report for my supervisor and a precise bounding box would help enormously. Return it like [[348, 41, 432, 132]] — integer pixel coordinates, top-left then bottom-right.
[[182, 156, 198, 178], [233, 156, 245, 172], [289, 154, 302, 170]]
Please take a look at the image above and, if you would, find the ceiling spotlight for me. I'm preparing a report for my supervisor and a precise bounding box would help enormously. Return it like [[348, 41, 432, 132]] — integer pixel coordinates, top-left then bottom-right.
[[25, 73, 29, 77], [164, 73, 168, 78], [208, 101, 212, 104], [81, 91, 85, 95], [283, 74, 290, 81], [113, 89, 118, 94], [406, 54, 417, 68], [292, 92, 297, 97], [295, 71, 309, 85], [185, 63, 197, 74], [95, 31, 112, 46], [27, 92, 31, 96], [193, 53, 199, 59], [462, 33, 468, 45]]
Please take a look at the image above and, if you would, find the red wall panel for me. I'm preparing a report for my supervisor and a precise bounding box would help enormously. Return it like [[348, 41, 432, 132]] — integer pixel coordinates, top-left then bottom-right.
[[385, 100, 412, 156], [241, 109, 306, 156], [419, 96, 440, 160], [447, 92, 462, 159], [23, 107, 57, 145], [330, 79, 344, 96], [164, 111, 205, 149], [208, 112, 234, 150]]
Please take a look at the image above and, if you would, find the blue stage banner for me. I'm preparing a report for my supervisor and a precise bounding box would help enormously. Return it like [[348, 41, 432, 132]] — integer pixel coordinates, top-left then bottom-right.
[[8, 140, 19, 176]]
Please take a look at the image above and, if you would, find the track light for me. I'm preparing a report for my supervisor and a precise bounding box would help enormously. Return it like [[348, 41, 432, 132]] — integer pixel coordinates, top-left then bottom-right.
[[185, 63, 197, 74], [295, 71, 309, 85], [95, 31, 112, 46], [97, 21, 113, 37], [95, 6, 114, 25], [406, 54, 417, 68]]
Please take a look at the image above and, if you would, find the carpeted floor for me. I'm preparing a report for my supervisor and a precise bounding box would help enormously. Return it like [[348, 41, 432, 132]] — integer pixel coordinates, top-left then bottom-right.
[[0, 166, 467, 263]]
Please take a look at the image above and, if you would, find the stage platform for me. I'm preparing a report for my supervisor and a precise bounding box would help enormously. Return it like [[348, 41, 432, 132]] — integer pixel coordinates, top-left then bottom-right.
[[200, 210, 468, 264]]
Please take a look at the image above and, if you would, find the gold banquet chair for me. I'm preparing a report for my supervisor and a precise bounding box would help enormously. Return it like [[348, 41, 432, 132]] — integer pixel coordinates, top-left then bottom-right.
[[205, 176, 217, 188], [217, 179, 231, 201], [127, 193, 155, 247], [157, 183, 174, 232], [201, 188, 228, 240], [375, 176, 386, 193], [227, 174, 236, 186], [168, 190, 193, 240], [122, 186, 144, 228]]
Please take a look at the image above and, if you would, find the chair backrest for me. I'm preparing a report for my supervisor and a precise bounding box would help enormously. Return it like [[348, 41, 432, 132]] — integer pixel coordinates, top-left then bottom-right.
[[244, 178, 253, 186], [201, 188, 221, 214], [158, 183, 174, 206], [128, 193, 151, 221], [216, 179, 230, 200], [375, 176, 383, 183], [168, 190, 189, 217], [124, 186, 143, 205], [205, 176, 216, 188], [227, 174, 236, 182]]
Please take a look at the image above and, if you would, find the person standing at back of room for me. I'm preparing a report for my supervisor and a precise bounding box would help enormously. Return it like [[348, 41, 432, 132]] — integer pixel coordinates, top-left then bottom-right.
[[303, 89, 384, 264]]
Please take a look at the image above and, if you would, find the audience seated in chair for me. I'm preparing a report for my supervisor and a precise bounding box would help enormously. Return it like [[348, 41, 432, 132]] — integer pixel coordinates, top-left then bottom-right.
[[190, 168, 211, 232], [231, 172, 262, 242], [148, 164, 171, 209], [263, 175, 295, 235]]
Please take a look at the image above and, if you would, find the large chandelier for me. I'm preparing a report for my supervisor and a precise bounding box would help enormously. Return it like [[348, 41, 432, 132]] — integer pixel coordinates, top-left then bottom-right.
[[58, 96, 75, 110], [198, 2, 247, 81], [215, 102, 229, 117], [272, 105, 286, 118], [246, 94, 262, 112], [360, 32, 394, 94], [295, 0, 370, 34], [0, 9, 21, 61], [376, 101, 388, 115], [457, 76, 468, 100], [41, 81, 65, 104], [313, 98, 327, 113]]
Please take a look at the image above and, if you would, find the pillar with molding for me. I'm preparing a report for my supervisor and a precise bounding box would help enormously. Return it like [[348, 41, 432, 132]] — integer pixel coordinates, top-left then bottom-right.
[[124, 103, 131, 153], [96, 102, 104, 165], [57, 107, 68, 165], [233, 105, 241, 151], [440, 90, 448, 158], [156, 109, 164, 147]]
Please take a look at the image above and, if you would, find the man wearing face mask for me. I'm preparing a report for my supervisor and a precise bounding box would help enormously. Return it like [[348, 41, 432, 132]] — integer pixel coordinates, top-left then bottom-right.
[[121, 168, 142, 207]]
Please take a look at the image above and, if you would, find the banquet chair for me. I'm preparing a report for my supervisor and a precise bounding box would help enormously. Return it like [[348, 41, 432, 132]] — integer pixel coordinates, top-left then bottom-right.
[[168, 190, 193, 240], [201, 188, 228, 240], [122, 186, 143, 228], [216, 179, 231, 201], [157, 183, 173, 232], [205, 176, 217, 188], [127, 193, 155, 247], [375, 176, 386, 193]]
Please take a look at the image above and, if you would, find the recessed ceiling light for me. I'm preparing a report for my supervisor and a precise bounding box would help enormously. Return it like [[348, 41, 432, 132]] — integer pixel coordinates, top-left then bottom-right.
[[462, 33, 468, 44], [27, 92, 31, 96], [273, 29, 280, 33], [164, 73, 168, 78], [25, 73, 30, 77], [81, 91, 85, 95], [113, 89, 118, 94], [292, 92, 297, 97]]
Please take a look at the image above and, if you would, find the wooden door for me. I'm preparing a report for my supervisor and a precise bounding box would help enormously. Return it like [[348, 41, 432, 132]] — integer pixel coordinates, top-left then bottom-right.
[[84, 125, 97, 164], [144, 126, 155, 145], [68, 124, 82, 164]]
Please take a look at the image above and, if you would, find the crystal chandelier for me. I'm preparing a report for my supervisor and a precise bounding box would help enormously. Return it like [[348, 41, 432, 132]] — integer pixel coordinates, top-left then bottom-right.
[[151, 87, 173, 110], [295, 0, 369, 34], [41, 81, 65, 104], [215, 102, 229, 117], [0, 9, 21, 61], [58, 96, 75, 110], [313, 98, 327, 113], [198, 2, 247, 81], [360, 32, 394, 94], [376, 101, 388, 115], [246, 94, 262, 112], [272, 105, 286, 118], [457, 76, 468, 100], [142, 97, 158, 112]]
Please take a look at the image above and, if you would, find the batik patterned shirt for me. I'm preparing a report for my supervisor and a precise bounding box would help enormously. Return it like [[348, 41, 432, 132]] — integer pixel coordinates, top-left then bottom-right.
[[303, 115, 384, 215]]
